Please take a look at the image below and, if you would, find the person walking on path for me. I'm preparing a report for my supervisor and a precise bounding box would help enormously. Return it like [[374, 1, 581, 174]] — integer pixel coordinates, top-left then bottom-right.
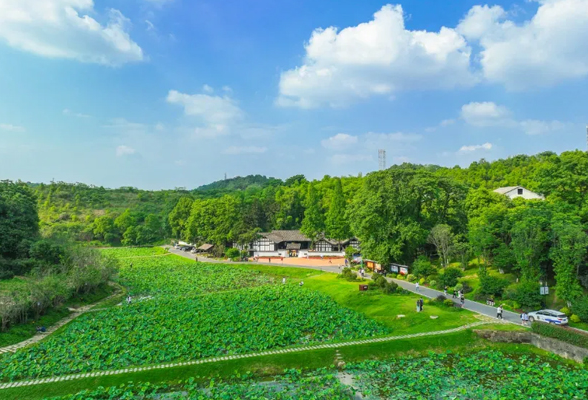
[[452, 289, 457, 299], [460, 293, 465, 307], [497, 305, 503, 319], [444, 286, 448, 296], [415, 282, 420, 292]]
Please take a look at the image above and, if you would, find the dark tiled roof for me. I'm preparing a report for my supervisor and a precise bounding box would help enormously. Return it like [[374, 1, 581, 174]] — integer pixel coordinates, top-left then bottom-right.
[[198, 244, 214, 251], [260, 230, 311, 243]]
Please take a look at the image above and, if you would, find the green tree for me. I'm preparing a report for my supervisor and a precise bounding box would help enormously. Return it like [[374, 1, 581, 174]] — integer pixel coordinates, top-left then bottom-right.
[[92, 216, 118, 244], [168, 197, 194, 239], [325, 178, 350, 250], [427, 224, 454, 267], [0, 181, 39, 265], [300, 184, 324, 244], [114, 209, 136, 236], [550, 214, 588, 302]]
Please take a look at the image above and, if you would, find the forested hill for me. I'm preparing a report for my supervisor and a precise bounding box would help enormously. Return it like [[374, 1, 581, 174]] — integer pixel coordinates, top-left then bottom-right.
[[195, 175, 282, 194]]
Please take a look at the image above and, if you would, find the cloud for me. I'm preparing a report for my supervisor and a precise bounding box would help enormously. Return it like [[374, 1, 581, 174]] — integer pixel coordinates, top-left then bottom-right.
[[105, 118, 149, 134], [363, 132, 422, 149], [277, 4, 476, 108], [459, 101, 568, 135], [0, 1, 144, 66], [222, 86, 233, 93], [145, 20, 156, 32], [0, 123, 26, 132], [143, 0, 174, 6], [457, 0, 588, 89], [458, 142, 493, 153], [460, 102, 512, 127], [321, 133, 358, 150], [63, 108, 91, 118], [222, 146, 267, 155], [167, 90, 244, 137], [440, 119, 456, 127], [116, 145, 136, 157], [202, 84, 214, 94]]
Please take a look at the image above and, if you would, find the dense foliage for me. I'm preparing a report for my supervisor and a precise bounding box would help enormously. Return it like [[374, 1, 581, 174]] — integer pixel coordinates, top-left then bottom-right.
[[0, 285, 388, 380], [20, 151, 588, 316]]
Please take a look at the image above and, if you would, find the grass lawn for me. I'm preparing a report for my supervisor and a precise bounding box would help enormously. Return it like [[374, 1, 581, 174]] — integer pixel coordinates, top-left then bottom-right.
[[303, 274, 478, 334]]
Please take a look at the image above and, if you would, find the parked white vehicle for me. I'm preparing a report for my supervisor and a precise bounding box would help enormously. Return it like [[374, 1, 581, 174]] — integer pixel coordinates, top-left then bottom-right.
[[527, 309, 568, 325]]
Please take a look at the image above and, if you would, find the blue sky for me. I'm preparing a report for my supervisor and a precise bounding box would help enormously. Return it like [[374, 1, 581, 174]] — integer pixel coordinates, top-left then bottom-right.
[[0, 0, 587, 189]]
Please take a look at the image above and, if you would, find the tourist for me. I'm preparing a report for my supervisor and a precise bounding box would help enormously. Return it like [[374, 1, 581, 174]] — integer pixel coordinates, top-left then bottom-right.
[[416, 299, 421, 312], [521, 312, 528, 326], [452, 289, 457, 299], [419, 298, 424, 311], [282, 277, 286, 284], [126, 295, 132, 305], [497, 305, 503, 319], [269, 257, 271, 263], [460, 293, 465, 306], [299, 281, 304, 287], [415, 282, 420, 292]]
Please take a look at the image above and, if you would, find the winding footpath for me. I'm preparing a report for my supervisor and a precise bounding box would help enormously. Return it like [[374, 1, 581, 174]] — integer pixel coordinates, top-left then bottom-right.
[[0, 287, 121, 356], [0, 321, 491, 390]]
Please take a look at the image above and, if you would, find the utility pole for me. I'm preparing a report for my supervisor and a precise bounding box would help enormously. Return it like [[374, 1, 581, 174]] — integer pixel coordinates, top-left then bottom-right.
[[378, 149, 386, 171], [224, 172, 227, 180]]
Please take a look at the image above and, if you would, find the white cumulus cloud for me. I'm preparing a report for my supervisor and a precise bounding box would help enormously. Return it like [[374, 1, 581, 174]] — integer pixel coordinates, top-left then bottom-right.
[[457, 0, 588, 89], [278, 4, 476, 108], [460, 102, 512, 127], [116, 145, 136, 157], [0, 0, 144, 65], [458, 142, 493, 153], [321, 133, 358, 150]]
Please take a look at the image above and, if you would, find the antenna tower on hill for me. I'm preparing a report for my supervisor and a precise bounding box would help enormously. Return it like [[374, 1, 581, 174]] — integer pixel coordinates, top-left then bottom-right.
[[378, 149, 386, 170]]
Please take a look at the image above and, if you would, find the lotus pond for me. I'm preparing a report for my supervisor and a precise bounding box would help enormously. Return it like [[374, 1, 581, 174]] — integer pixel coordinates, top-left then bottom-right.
[[99, 247, 168, 258], [43, 350, 588, 399], [0, 285, 389, 381], [117, 257, 274, 296]]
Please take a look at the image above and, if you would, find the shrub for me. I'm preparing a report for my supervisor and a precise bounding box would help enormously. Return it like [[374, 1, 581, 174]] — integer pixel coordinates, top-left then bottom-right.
[[411, 256, 437, 278], [428, 280, 437, 288], [560, 307, 571, 316], [390, 273, 398, 279], [571, 314, 581, 323], [339, 267, 358, 282], [505, 281, 543, 310], [438, 267, 462, 288], [372, 274, 388, 288], [225, 248, 240, 259], [462, 282, 473, 294], [443, 299, 455, 308], [396, 274, 405, 280], [435, 295, 447, 303], [479, 273, 510, 297], [419, 278, 426, 285], [406, 274, 417, 283], [454, 283, 463, 292], [531, 322, 588, 349], [383, 281, 399, 294], [572, 297, 588, 322]]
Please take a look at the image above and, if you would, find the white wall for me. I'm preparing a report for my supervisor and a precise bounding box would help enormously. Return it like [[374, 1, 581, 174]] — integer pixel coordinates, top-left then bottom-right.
[[504, 188, 544, 200]]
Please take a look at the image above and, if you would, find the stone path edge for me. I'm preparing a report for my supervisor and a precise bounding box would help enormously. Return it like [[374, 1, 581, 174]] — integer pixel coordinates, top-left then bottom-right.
[[0, 321, 493, 390]]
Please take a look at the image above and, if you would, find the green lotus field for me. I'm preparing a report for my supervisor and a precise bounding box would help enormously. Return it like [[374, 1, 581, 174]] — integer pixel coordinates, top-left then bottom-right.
[[0, 257, 388, 380]]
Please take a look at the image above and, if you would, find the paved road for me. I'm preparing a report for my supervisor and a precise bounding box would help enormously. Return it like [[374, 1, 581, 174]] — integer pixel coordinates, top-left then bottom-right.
[[389, 278, 521, 325], [167, 248, 519, 325]]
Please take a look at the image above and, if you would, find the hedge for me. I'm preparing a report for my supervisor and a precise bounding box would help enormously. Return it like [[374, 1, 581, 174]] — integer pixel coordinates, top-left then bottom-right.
[[531, 322, 588, 349]]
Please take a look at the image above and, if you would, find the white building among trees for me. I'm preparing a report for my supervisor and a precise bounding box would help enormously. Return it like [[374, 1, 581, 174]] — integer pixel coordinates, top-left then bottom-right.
[[493, 186, 544, 200]]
